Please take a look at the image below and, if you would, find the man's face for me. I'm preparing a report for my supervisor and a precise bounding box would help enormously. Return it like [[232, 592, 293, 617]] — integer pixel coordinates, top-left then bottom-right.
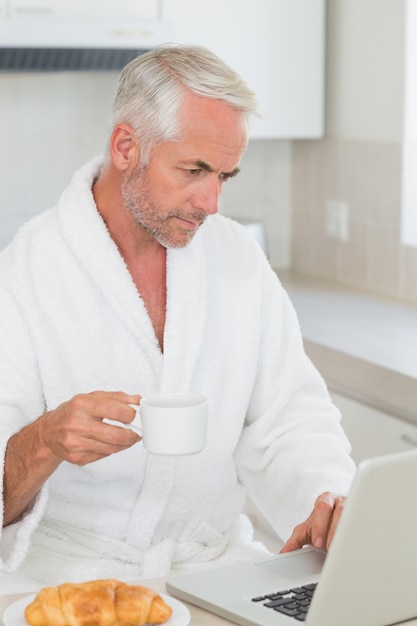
[[121, 93, 248, 249]]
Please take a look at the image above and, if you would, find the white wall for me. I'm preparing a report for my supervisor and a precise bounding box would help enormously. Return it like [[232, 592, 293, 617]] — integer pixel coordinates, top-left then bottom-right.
[[220, 140, 292, 269], [292, 0, 417, 304], [0, 69, 291, 268], [0, 0, 408, 275], [0, 71, 119, 249], [402, 0, 417, 247]]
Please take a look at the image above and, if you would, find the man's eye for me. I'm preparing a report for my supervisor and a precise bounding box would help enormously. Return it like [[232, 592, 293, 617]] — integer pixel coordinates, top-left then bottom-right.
[[187, 169, 201, 175]]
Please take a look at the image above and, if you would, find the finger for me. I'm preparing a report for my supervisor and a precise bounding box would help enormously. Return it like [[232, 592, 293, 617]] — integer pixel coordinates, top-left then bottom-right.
[[279, 522, 311, 553], [58, 421, 139, 465], [72, 393, 141, 433], [90, 390, 141, 405], [98, 420, 141, 449], [279, 535, 303, 553], [309, 492, 337, 549], [42, 393, 141, 463], [280, 493, 346, 554], [86, 398, 142, 446], [325, 496, 346, 549], [88, 392, 141, 423]]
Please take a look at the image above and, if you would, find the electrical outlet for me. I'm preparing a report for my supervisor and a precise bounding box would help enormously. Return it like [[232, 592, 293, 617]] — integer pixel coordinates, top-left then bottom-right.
[[325, 201, 349, 241]]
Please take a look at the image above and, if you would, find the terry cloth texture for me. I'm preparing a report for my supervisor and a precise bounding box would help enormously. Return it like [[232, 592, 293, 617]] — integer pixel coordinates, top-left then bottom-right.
[[0, 157, 355, 593]]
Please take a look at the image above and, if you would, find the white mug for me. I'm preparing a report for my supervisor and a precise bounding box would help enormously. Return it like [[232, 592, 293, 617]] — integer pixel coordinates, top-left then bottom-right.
[[108, 393, 208, 455]]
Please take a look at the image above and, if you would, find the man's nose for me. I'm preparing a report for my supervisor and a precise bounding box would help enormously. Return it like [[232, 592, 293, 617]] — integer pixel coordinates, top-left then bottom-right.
[[193, 178, 220, 215]]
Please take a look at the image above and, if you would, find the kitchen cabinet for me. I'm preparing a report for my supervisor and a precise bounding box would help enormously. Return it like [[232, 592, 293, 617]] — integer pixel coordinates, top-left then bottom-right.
[[3, 0, 159, 19], [333, 392, 417, 465], [162, 0, 325, 139]]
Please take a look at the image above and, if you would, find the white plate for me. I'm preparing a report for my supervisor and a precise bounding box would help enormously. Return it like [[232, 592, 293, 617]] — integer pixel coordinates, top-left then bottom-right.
[[3, 592, 190, 626]]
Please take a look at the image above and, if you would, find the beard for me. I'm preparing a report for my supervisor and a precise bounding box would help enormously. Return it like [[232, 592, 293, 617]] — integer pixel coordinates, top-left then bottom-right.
[[121, 165, 207, 249]]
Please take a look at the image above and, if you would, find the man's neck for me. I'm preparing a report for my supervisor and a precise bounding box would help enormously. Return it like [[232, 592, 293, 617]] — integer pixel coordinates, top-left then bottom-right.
[[93, 170, 168, 350]]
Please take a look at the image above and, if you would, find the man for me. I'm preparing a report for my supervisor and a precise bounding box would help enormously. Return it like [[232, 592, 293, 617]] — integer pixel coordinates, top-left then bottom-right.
[[0, 44, 355, 592]]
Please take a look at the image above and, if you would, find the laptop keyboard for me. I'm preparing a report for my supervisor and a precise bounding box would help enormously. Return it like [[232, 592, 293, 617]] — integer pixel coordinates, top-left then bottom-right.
[[251, 583, 317, 622]]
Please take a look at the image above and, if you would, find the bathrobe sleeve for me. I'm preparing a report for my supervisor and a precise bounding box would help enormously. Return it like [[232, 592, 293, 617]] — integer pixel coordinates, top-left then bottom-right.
[[234, 253, 356, 542], [0, 282, 49, 571]]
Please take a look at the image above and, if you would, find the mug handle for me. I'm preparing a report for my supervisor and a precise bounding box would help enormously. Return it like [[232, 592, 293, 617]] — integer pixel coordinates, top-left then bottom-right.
[[102, 404, 142, 436]]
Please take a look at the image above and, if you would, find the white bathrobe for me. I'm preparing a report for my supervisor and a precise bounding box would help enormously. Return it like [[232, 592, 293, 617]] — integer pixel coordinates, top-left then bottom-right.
[[0, 157, 355, 593]]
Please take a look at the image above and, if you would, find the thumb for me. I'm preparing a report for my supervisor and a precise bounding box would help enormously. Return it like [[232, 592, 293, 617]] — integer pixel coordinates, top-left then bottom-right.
[[279, 535, 304, 554]]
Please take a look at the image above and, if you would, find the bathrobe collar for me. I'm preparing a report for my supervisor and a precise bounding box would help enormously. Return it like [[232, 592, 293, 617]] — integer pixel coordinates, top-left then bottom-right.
[[56, 156, 208, 392]]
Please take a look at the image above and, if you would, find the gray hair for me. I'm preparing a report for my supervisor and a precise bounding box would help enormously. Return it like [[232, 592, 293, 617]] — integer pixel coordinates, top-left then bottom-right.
[[109, 44, 259, 165]]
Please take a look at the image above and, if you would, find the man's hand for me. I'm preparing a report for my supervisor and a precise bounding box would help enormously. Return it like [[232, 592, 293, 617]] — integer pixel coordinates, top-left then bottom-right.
[[38, 391, 141, 466], [279, 492, 346, 553], [3, 391, 141, 526]]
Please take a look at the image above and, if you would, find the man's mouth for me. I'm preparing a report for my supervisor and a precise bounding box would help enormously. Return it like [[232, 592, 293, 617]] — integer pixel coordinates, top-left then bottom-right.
[[173, 214, 206, 230]]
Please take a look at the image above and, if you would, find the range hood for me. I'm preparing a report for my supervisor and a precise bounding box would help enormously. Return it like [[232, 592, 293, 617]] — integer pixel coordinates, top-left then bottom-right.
[[0, 1, 173, 71]]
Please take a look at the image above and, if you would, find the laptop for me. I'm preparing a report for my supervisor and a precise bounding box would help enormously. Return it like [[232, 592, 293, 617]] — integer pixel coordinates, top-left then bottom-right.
[[166, 449, 417, 626]]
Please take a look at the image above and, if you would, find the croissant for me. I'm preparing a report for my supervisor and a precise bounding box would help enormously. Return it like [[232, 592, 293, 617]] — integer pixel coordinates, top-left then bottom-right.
[[24, 578, 173, 626]]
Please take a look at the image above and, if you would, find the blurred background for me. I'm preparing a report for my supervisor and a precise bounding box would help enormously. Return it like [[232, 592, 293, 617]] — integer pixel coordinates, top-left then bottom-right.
[[1, 1, 417, 488], [0, 0, 414, 304]]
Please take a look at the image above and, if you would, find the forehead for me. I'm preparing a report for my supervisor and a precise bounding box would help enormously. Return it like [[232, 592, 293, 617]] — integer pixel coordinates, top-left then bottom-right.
[[176, 93, 248, 164]]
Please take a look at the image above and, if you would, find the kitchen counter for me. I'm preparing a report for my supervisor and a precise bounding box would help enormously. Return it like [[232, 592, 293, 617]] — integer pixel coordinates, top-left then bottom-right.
[[248, 269, 417, 559], [2, 577, 417, 626], [277, 269, 417, 425], [0, 578, 232, 626]]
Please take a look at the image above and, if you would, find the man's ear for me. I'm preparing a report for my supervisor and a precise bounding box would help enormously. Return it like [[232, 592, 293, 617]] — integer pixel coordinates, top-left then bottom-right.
[[109, 124, 140, 171]]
